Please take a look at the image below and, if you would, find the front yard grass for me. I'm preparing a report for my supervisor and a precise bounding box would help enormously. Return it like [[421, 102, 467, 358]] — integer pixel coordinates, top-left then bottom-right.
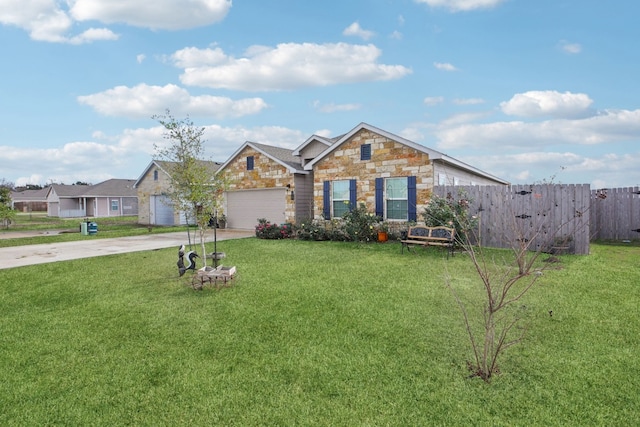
[[1, 239, 638, 426]]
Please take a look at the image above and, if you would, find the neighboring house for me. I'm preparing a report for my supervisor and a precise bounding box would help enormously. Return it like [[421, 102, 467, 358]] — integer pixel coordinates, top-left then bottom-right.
[[46, 179, 138, 218], [10, 188, 49, 212], [217, 141, 312, 229], [134, 160, 222, 226], [217, 122, 508, 229]]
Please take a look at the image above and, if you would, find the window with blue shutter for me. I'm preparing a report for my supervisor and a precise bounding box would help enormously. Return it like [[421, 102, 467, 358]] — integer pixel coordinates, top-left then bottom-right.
[[360, 144, 371, 161], [247, 156, 254, 170], [375, 178, 384, 218], [408, 176, 417, 221], [323, 181, 331, 219], [349, 179, 357, 210]]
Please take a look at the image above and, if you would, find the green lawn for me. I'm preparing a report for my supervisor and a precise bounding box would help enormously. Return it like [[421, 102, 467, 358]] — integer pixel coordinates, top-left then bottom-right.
[[0, 238, 638, 426]]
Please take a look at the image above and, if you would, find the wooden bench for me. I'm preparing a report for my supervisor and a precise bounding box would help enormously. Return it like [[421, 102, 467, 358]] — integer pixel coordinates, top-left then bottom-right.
[[401, 225, 455, 257]]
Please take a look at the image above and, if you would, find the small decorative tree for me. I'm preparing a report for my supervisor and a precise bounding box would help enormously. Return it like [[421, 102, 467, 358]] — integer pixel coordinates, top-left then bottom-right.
[[0, 182, 16, 229], [153, 110, 227, 268]]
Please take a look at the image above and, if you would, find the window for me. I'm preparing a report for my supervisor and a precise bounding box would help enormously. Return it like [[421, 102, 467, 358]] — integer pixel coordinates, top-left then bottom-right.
[[332, 180, 351, 218], [375, 176, 417, 221], [111, 200, 119, 211], [153, 170, 158, 181], [323, 179, 356, 219], [247, 156, 254, 170], [360, 144, 371, 161], [385, 178, 408, 220]]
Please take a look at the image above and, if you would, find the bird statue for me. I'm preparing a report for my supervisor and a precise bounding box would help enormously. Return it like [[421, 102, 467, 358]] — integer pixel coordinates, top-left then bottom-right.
[[177, 245, 199, 276]]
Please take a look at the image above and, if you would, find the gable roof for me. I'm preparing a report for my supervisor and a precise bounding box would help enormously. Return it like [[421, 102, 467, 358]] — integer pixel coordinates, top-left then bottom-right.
[[81, 179, 137, 197], [218, 141, 307, 174], [134, 159, 222, 188], [303, 122, 509, 184], [10, 188, 49, 202], [292, 134, 337, 156], [46, 179, 138, 199]]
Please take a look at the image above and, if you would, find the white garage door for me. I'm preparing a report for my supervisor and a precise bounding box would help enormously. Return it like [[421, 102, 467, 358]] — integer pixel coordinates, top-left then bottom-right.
[[151, 195, 175, 225], [226, 189, 286, 230]]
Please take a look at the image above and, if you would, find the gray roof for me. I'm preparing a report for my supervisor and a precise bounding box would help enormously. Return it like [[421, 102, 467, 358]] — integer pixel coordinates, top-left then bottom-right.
[[249, 142, 303, 171], [82, 179, 137, 197], [48, 179, 138, 199], [10, 188, 49, 202]]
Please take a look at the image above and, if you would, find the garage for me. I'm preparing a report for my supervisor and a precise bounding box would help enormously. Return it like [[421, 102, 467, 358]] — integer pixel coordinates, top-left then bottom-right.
[[226, 188, 286, 230], [150, 195, 175, 225]]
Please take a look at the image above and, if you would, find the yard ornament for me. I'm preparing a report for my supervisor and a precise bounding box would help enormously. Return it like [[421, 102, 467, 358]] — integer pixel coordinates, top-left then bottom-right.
[[177, 244, 198, 276]]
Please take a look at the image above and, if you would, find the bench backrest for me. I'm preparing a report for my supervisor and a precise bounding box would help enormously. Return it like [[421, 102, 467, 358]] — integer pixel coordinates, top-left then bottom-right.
[[407, 226, 455, 241]]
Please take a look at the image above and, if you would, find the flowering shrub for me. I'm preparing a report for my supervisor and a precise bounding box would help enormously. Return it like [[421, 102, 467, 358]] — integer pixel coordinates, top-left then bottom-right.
[[255, 218, 294, 239], [422, 191, 477, 243], [341, 203, 380, 242], [296, 220, 330, 241]]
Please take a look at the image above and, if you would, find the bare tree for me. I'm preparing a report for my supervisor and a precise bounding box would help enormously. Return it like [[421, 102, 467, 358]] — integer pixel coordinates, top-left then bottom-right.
[[153, 110, 227, 268], [425, 187, 590, 382]]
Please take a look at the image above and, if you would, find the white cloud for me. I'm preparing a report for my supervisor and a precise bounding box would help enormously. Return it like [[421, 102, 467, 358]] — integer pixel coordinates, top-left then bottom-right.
[[170, 46, 228, 68], [453, 97, 485, 105], [414, 0, 507, 12], [424, 96, 445, 106], [434, 62, 458, 71], [312, 101, 362, 113], [343, 22, 375, 40], [559, 40, 582, 54], [435, 109, 640, 150], [177, 42, 412, 91], [390, 30, 403, 40], [77, 84, 268, 119], [0, 0, 231, 43], [136, 54, 146, 64], [69, 0, 232, 30], [500, 90, 594, 118]]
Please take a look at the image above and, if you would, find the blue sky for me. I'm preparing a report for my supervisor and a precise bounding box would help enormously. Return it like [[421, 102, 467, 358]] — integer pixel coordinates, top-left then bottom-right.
[[1, 0, 639, 189]]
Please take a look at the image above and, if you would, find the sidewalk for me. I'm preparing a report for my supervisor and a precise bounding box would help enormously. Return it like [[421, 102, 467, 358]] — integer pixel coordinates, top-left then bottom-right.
[[0, 229, 254, 270]]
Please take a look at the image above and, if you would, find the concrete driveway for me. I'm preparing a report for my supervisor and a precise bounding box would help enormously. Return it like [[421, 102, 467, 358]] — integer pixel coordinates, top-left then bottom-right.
[[0, 229, 254, 270]]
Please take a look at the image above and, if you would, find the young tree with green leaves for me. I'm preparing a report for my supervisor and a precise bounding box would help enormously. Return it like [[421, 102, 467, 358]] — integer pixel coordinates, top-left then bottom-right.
[[0, 182, 16, 229], [153, 110, 227, 268]]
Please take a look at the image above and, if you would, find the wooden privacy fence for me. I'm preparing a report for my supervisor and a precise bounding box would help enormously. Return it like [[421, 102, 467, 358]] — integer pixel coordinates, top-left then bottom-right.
[[590, 187, 640, 240], [433, 184, 591, 255]]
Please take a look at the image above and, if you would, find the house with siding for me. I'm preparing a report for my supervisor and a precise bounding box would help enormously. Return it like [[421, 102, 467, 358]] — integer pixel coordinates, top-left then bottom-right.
[[134, 160, 222, 226], [10, 188, 49, 212], [46, 179, 138, 218], [216, 122, 508, 229]]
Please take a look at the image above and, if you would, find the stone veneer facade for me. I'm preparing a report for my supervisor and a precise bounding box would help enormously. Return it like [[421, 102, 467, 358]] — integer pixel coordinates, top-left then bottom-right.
[[223, 146, 297, 223], [136, 163, 176, 225], [312, 128, 434, 220]]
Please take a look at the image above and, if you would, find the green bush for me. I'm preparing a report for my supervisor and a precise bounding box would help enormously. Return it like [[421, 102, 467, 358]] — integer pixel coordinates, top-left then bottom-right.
[[340, 203, 380, 242], [422, 190, 477, 242]]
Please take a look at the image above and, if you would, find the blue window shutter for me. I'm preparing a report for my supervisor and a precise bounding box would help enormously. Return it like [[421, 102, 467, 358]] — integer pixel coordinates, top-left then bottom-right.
[[360, 144, 371, 161], [349, 179, 357, 210], [323, 181, 331, 219], [408, 176, 417, 221], [375, 178, 384, 218]]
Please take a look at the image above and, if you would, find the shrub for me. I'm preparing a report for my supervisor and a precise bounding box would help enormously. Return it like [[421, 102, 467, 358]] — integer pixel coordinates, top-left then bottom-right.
[[422, 191, 477, 243], [295, 220, 330, 241], [255, 219, 294, 239], [341, 203, 380, 242]]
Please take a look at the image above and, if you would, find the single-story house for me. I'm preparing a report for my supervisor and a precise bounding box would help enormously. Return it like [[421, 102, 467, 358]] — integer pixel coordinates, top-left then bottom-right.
[[304, 122, 508, 222], [216, 141, 312, 229], [46, 179, 138, 218], [10, 188, 49, 212], [217, 122, 508, 229], [134, 160, 221, 226]]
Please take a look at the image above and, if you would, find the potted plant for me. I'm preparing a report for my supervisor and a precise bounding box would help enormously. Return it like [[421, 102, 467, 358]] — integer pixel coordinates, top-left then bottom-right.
[[216, 214, 227, 229], [377, 222, 389, 242]]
